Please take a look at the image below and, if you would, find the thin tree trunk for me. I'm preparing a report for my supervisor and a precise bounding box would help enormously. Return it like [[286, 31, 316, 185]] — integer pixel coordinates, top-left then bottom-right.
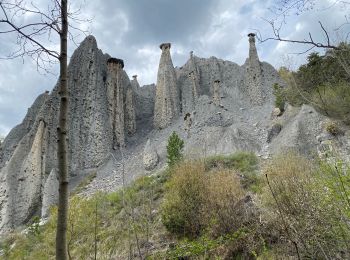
[[56, 0, 69, 259]]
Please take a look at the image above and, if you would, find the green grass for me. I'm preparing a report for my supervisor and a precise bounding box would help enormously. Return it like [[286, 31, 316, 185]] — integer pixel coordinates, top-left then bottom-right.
[[205, 152, 261, 192]]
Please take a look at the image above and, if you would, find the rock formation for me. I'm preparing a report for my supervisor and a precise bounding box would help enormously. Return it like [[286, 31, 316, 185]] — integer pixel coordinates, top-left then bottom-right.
[[41, 168, 59, 218], [131, 75, 139, 89], [154, 43, 180, 129], [1, 33, 343, 236], [244, 33, 265, 105], [125, 86, 136, 135], [212, 80, 221, 106], [143, 139, 158, 170], [106, 58, 126, 148], [0, 36, 142, 233]]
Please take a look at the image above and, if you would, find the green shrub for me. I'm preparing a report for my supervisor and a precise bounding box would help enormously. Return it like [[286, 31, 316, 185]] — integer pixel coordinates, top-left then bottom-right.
[[205, 152, 261, 191], [161, 161, 207, 237], [311, 82, 350, 124], [161, 160, 264, 258], [262, 152, 350, 259], [166, 131, 184, 167], [272, 83, 285, 111], [204, 152, 258, 173]]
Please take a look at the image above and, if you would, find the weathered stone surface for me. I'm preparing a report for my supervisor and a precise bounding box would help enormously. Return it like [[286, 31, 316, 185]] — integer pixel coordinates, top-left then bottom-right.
[[0, 36, 139, 233], [106, 58, 126, 148], [272, 107, 283, 117], [154, 43, 180, 129], [0, 119, 46, 232], [243, 33, 265, 106], [125, 86, 136, 135], [143, 139, 158, 170], [41, 168, 59, 218], [267, 123, 282, 143], [212, 80, 221, 106]]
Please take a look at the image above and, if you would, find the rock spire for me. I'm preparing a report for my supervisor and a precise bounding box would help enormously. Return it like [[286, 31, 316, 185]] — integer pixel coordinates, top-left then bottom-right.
[[106, 58, 126, 148], [244, 33, 265, 106], [154, 43, 180, 129]]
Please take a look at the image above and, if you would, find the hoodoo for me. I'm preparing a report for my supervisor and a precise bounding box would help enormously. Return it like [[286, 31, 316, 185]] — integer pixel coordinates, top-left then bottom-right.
[[154, 43, 180, 129], [106, 58, 126, 148], [244, 33, 265, 105]]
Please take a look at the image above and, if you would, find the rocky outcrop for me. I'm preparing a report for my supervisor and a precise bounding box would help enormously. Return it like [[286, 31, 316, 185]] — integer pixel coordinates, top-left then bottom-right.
[[154, 43, 180, 129], [143, 139, 158, 170]]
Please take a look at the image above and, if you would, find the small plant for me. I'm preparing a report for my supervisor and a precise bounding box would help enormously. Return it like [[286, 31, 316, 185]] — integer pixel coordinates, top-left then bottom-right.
[[166, 131, 184, 167], [27, 216, 41, 236], [272, 83, 285, 112], [325, 121, 340, 135]]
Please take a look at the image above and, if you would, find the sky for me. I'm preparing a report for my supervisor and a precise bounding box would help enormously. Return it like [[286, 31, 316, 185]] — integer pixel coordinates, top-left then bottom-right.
[[0, 0, 348, 137]]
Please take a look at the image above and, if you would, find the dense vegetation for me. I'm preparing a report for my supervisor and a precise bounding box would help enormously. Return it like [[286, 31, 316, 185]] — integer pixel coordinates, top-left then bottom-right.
[[276, 43, 350, 123], [1, 150, 349, 259]]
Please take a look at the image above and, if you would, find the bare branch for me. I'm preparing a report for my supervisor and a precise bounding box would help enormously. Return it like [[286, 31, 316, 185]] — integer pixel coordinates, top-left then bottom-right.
[[255, 18, 340, 50]]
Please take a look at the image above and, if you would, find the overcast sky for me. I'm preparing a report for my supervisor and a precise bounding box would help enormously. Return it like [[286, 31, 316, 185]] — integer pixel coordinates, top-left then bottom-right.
[[0, 0, 348, 137]]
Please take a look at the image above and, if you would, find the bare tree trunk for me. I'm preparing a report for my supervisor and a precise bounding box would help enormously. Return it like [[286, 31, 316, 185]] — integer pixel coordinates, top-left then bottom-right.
[[56, 0, 69, 259]]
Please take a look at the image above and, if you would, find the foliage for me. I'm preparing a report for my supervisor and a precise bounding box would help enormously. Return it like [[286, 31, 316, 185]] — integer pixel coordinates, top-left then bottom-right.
[[161, 161, 207, 237], [166, 131, 184, 167], [27, 216, 41, 236], [161, 158, 265, 258], [5, 151, 350, 259], [278, 47, 350, 124], [272, 83, 285, 111], [204, 152, 261, 191], [204, 152, 258, 173], [3, 173, 167, 259], [278, 67, 304, 107], [310, 82, 350, 123], [262, 152, 350, 259]]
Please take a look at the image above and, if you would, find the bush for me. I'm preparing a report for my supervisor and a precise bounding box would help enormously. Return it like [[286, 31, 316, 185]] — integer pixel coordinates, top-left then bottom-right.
[[161, 161, 207, 237], [205, 170, 248, 236], [204, 152, 261, 191], [272, 83, 285, 111], [161, 160, 264, 258], [204, 152, 258, 173], [311, 82, 350, 124], [262, 152, 350, 259], [166, 131, 184, 167], [324, 120, 341, 135]]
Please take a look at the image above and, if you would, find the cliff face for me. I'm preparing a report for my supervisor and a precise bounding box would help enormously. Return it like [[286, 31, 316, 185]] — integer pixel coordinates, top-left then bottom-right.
[[0, 36, 141, 233]]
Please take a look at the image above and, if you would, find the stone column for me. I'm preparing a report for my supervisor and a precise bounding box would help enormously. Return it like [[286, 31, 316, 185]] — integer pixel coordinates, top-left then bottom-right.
[[188, 71, 199, 101], [248, 33, 259, 62], [131, 74, 140, 90], [245, 33, 264, 106], [212, 80, 221, 106], [125, 86, 136, 135], [106, 58, 125, 148], [154, 43, 180, 129]]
